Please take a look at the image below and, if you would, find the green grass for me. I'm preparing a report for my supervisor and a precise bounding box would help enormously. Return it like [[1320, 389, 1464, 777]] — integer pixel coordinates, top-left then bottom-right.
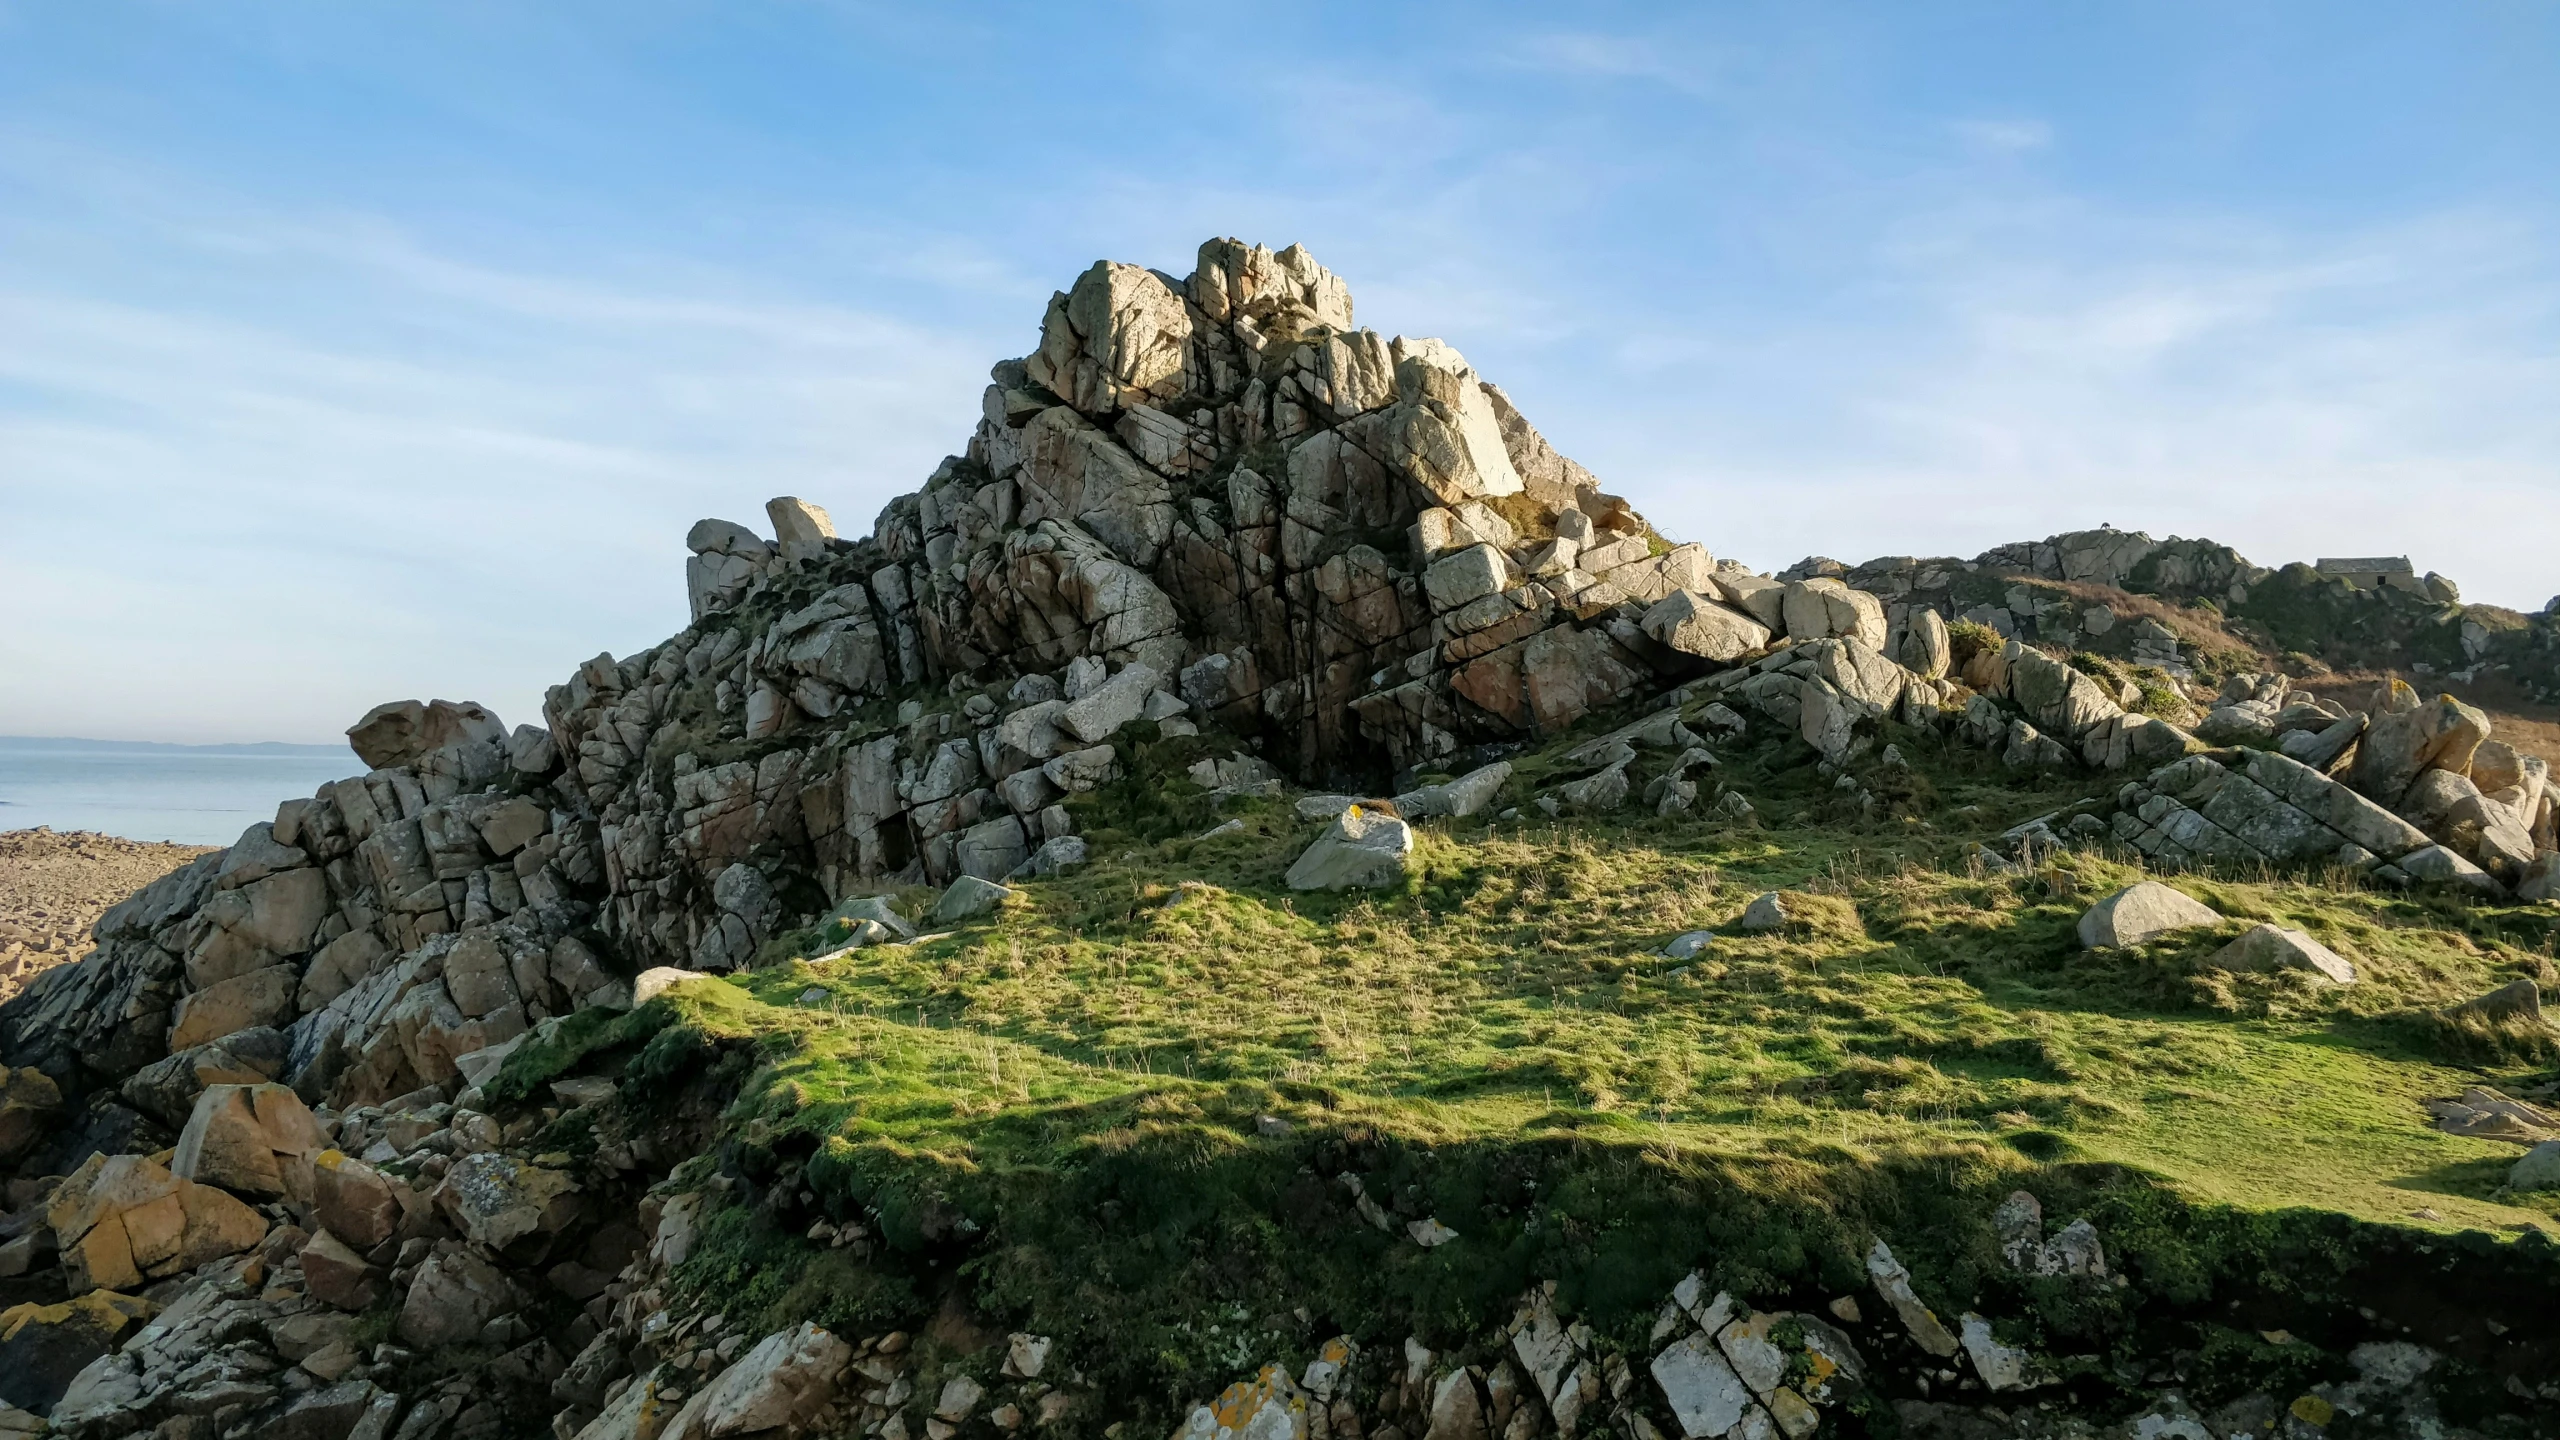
[[516, 706, 2560, 1428]]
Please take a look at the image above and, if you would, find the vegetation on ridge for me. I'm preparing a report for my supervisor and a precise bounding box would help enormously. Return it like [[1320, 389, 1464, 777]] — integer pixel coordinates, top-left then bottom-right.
[[493, 697, 2560, 1428]]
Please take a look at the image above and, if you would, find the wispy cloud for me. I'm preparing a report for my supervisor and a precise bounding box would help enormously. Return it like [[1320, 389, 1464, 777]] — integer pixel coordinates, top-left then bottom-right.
[[1952, 118, 2054, 154], [1594, 203, 2560, 605], [1488, 30, 1729, 97], [0, 154, 997, 742]]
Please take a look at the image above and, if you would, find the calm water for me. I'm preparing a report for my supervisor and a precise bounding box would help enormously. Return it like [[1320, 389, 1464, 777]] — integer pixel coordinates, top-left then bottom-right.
[[0, 737, 363, 846]]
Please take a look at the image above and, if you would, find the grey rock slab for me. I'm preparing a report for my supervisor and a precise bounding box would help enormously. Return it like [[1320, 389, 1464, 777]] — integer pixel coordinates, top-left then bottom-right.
[[2077, 882, 2220, 948], [1739, 893, 1786, 933], [1649, 1332, 1754, 1438], [932, 876, 1016, 924], [1285, 807, 1415, 892], [2206, 923, 2357, 984], [2512, 1141, 2560, 1192], [1059, 662, 1163, 744]]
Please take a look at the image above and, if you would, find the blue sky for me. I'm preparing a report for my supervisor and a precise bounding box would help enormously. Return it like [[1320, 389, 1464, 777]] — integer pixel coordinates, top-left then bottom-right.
[[2, 2, 2554, 743]]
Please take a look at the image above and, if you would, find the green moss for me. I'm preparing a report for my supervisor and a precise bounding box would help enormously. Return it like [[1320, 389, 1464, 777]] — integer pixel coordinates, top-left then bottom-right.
[[603, 702, 2560, 1433]]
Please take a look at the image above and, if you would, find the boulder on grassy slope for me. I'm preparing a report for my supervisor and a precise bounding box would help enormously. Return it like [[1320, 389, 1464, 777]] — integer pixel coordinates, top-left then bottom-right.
[[1286, 806, 1414, 892], [2206, 923, 2357, 984], [2077, 882, 2220, 949]]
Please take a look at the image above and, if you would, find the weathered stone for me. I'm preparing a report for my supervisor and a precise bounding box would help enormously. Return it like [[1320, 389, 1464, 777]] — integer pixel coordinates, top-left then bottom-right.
[[2004, 644, 2123, 743], [953, 815, 1032, 882], [2442, 979, 2543, 1026], [397, 1244, 516, 1349], [299, 1226, 386, 1311], [0, 1066, 63, 1166], [1865, 1241, 1959, 1357], [167, 963, 297, 1051], [313, 1150, 403, 1249], [1640, 591, 1770, 664], [2349, 688, 2491, 809], [1396, 762, 1512, 820], [766, 496, 838, 562], [1059, 662, 1164, 744], [1739, 893, 1786, 932], [476, 796, 550, 857], [0, 1290, 156, 1416], [1286, 806, 1414, 891], [2207, 923, 2357, 984], [170, 1081, 324, 1199], [2393, 843, 2505, 897], [1712, 572, 1788, 629], [2513, 1141, 2560, 1192], [1027, 260, 1196, 417], [1424, 545, 1512, 614], [932, 876, 1015, 924], [1169, 1364, 1307, 1440], [1555, 763, 1629, 813], [1957, 1313, 2046, 1392], [436, 1151, 580, 1251], [346, 698, 505, 769], [631, 967, 704, 1006], [45, 1153, 265, 1292], [1043, 744, 1121, 794], [2077, 882, 2219, 948], [694, 1321, 853, 1437], [1900, 608, 1951, 680]]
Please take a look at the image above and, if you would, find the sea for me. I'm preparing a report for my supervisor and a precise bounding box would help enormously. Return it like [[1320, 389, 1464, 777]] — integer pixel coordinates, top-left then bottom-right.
[[0, 736, 365, 847]]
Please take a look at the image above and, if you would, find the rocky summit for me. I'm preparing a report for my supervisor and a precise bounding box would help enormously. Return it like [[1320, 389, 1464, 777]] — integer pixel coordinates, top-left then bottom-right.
[[5, 239, 2560, 1440]]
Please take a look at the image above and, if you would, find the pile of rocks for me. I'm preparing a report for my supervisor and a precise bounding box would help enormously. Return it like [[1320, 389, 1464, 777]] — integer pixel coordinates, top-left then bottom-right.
[[1982, 673, 2557, 895], [6, 235, 2560, 1440]]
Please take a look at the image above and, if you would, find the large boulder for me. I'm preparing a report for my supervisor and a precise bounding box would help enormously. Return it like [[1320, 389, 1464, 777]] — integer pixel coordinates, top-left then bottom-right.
[[2514, 1141, 2560, 1193], [695, 1322, 855, 1437], [119, 1028, 288, 1128], [1286, 806, 1416, 892], [1059, 662, 1163, 744], [298, 1227, 387, 1312], [766, 496, 837, 563], [1395, 762, 1512, 821], [1640, 591, 1770, 664], [345, 698, 505, 769], [435, 1151, 581, 1253], [931, 876, 1015, 925], [0, 1067, 62, 1166], [1899, 608, 1952, 680], [1780, 578, 1886, 648], [312, 1150, 404, 1250], [0, 1290, 156, 1417], [2077, 882, 2220, 949], [396, 1244, 517, 1349], [170, 1082, 325, 1200], [166, 964, 298, 1052], [44, 1153, 266, 1293], [2205, 923, 2357, 984], [2347, 686, 2491, 809], [2390, 844, 2505, 897]]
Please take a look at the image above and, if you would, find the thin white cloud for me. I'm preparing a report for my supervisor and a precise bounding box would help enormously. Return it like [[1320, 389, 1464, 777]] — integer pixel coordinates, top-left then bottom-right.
[[1490, 31, 1729, 97], [1952, 118, 2054, 154], [0, 164, 998, 744], [1598, 205, 2560, 606]]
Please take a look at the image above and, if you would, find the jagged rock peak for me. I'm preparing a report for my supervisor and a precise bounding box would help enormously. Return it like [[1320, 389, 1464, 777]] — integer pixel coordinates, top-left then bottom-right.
[[677, 236, 1698, 791]]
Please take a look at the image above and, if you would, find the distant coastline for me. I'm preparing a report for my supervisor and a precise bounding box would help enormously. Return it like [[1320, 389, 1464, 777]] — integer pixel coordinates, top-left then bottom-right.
[[0, 735, 360, 844], [0, 735, 346, 755]]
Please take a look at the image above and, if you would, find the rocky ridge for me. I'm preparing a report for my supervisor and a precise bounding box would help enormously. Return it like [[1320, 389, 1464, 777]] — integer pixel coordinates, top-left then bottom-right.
[[1, 239, 2558, 1440]]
